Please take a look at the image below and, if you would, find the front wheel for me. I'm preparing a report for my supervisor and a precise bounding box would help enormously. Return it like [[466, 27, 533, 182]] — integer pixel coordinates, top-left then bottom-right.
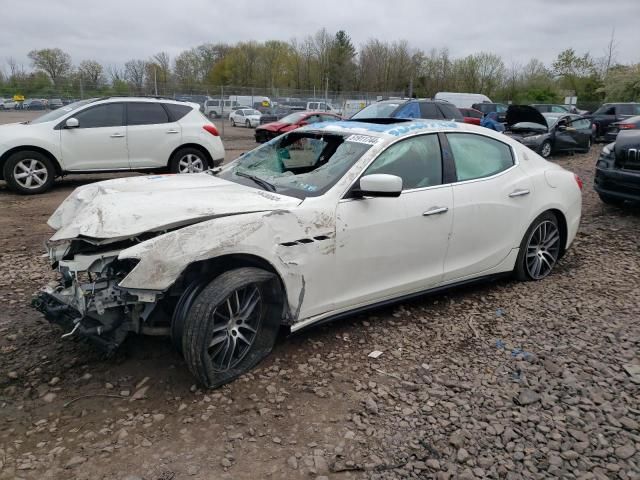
[[182, 268, 283, 388], [539, 141, 552, 159], [169, 147, 207, 174], [245, 120, 251, 128], [514, 212, 561, 281], [3, 150, 55, 194], [230, 118, 236, 127]]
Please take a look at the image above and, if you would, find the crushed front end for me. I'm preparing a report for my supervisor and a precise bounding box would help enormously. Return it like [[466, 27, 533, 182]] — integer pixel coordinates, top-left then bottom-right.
[[32, 239, 162, 354]]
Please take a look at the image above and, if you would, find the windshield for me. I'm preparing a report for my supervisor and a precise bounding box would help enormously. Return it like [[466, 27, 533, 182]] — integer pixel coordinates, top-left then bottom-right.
[[30, 98, 96, 124], [218, 131, 375, 198], [351, 102, 401, 119], [278, 112, 307, 124], [545, 116, 562, 128]]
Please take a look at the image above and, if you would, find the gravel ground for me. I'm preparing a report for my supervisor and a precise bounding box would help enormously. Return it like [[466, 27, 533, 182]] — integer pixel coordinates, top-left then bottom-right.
[[0, 113, 639, 480]]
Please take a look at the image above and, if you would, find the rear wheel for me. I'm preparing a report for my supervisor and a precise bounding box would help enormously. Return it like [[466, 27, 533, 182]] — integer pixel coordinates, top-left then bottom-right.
[[231, 118, 236, 127], [515, 212, 561, 281], [3, 150, 55, 194], [245, 120, 251, 128], [182, 267, 282, 388], [539, 141, 552, 159], [169, 147, 208, 174]]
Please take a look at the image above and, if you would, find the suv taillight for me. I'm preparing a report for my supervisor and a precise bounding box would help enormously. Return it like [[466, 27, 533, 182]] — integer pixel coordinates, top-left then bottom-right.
[[574, 174, 583, 191], [203, 125, 219, 136]]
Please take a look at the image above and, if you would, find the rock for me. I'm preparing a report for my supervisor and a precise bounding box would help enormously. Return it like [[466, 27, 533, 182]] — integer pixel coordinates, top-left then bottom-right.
[[105, 382, 114, 390], [220, 458, 232, 468], [287, 456, 298, 469], [152, 413, 165, 422], [517, 389, 540, 405], [457, 448, 470, 463], [48, 377, 60, 386], [64, 456, 87, 468], [188, 465, 200, 475], [614, 444, 635, 460], [129, 385, 149, 401], [425, 459, 440, 470], [42, 392, 57, 403], [449, 432, 465, 448], [619, 417, 639, 431], [314, 455, 329, 474], [8, 371, 18, 380], [365, 396, 379, 415]]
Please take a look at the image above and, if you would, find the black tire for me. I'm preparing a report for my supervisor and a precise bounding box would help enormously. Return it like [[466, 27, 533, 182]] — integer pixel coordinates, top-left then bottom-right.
[[598, 193, 624, 206], [169, 147, 208, 174], [231, 118, 236, 127], [514, 212, 561, 281], [245, 120, 251, 128], [539, 140, 552, 159], [182, 267, 282, 388], [3, 150, 56, 195]]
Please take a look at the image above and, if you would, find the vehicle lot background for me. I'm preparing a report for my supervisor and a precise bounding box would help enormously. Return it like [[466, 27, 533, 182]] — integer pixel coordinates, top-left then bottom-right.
[[0, 112, 639, 479]]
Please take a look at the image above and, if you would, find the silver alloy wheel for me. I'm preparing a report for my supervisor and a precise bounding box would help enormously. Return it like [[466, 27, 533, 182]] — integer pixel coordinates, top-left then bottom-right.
[[13, 158, 48, 189], [540, 142, 552, 158], [525, 220, 560, 279], [207, 284, 262, 372], [177, 154, 205, 173]]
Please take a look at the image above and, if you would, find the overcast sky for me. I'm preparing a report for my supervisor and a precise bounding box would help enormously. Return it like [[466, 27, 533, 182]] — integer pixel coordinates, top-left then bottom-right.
[[2, 0, 639, 70]]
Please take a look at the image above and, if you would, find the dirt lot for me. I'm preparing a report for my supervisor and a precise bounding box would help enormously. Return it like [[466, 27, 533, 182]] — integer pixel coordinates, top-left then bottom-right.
[[0, 111, 639, 480]]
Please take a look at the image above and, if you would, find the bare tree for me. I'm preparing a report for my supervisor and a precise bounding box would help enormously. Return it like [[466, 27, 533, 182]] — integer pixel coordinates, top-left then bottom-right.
[[106, 64, 126, 83], [124, 59, 147, 92], [603, 27, 618, 76], [27, 48, 73, 86]]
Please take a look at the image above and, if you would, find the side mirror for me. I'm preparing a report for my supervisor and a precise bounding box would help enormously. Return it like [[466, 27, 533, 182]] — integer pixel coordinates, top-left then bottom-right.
[[65, 117, 79, 128], [353, 174, 403, 198], [557, 124, 566, 131]]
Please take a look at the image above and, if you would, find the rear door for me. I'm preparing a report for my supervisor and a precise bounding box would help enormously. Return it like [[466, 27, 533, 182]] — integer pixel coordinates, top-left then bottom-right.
[[126, 102, 182, 169], [444, 132, 533, 281], [59, 102, 129, 171]]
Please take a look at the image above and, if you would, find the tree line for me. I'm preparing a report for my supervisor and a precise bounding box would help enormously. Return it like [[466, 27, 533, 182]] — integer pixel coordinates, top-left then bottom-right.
[[1, 29, 638, 105]]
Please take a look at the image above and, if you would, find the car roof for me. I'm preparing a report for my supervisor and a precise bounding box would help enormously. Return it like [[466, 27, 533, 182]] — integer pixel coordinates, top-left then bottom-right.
[[97, 96, 195, 106], [299, 119, 463, 138]]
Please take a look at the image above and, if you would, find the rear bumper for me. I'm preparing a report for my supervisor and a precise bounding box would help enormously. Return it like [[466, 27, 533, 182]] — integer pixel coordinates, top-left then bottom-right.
[[594, 166, 640, 201]]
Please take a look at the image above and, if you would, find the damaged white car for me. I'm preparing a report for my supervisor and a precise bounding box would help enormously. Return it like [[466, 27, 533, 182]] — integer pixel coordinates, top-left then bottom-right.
[[33, 119, 582, 388]]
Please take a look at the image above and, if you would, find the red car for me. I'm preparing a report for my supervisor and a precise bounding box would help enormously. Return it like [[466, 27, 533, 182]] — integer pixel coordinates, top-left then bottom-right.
[[255, 111, 342, 143], [458, 107, 484, 125]]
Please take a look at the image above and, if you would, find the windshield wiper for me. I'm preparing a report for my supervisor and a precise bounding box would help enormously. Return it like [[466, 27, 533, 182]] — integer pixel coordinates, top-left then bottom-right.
[[235, 171, 277, 192]]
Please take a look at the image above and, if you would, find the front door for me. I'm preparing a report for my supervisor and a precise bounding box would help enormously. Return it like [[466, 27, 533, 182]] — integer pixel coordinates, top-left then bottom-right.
[[126, 102, 182, 169], [334, 133, 453, 311], [59, 102, 129, 171], [444, 132, 534, 282]]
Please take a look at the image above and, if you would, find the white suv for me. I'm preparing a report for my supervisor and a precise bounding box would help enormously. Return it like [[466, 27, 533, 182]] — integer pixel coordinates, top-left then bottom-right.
[[0, 97, 225, 194]]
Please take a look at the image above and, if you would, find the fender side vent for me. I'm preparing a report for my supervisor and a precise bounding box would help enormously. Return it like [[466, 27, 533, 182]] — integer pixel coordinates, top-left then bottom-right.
[[279, 234, 332, 247]]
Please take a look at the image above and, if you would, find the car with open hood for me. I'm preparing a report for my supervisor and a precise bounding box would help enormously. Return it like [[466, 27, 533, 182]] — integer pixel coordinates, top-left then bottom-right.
[[33, 119, 582, 388], [594, 130, 640, 205], [254, 111, 341, 143], [504, 105, 592, 158]]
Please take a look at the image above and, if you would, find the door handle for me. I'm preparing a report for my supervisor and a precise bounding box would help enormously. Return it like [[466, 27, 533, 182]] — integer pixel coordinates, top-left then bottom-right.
[[423, 206, 449, 216], [110, 133, 125, 138], [166, 129, 180, 134], [509, 189, 530, 198]]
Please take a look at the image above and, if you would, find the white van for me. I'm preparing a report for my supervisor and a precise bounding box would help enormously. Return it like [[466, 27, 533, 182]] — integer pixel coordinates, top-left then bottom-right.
[[434, 92, 492, 109], [306, 101, 339, 114], [204, 99, 241, 118]]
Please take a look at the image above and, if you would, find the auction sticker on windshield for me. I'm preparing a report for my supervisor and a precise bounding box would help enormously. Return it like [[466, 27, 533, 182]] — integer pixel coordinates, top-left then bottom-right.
[[346, 134, 380, 146]]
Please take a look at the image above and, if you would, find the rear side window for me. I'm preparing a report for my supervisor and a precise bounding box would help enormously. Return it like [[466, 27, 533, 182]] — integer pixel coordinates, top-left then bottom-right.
[[74, 103, 124, 128], [419, 102, 441, 119], [394, 102, 421, 119], [127, 102, 169, 125], [163, 103, 192, 121], [618, 105, 635, 115], [364, 134, 443, 190], [438, 104, 463, 121], [447, 133, 514, 181]]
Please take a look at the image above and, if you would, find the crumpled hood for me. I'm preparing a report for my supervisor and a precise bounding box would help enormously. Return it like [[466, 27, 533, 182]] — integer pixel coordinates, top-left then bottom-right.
[[48, 173, 301, 241]]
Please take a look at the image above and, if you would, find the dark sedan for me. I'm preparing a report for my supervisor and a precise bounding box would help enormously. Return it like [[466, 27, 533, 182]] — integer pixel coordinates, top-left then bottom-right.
[[604, 115, 640, 142], [471, 102, 508, 122], [26, 99, 46, 110], [594, 130, 640, 205], [504, 105, 592, 158]]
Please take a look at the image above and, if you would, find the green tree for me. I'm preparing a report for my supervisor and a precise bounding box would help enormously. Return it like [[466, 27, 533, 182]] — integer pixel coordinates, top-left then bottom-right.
[[27, 48, 72, 87], [329, 30, 356, 92], [77, 60, 104, 89]]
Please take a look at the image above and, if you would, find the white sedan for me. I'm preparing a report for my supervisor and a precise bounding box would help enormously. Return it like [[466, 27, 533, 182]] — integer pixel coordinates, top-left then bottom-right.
[[229, 108, 261, 128], [35, 120, 582, 388], [0, 97, 225, 194]]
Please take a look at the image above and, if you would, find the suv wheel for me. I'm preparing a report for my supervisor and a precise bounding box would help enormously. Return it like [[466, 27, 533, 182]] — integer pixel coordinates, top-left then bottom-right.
[[182, 267, 282, 388], [3, 150, 55, 194], [169, 147, 208, 174]]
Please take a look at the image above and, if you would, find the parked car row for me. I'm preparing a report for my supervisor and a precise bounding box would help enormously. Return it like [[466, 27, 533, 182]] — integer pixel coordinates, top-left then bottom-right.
[[1, 97, 75, 110]]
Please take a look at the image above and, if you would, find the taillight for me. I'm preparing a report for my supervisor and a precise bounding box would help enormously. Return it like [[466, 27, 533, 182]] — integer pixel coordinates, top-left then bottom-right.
[[203, 124, 219, 136], [618, 123, 636, 130], [574, 174, 583, 190]]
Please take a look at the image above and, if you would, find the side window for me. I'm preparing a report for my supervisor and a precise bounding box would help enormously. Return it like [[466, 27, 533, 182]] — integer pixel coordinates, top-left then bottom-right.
[[447, 133, 514, 182], [74, 103, 124, 128], [164, 103, 192, 121], [419, 103, 441, 119], [395, 102, 421, 119], [306, 115, 321, 124], [551, 106, 565, 113], [321, 114, 338, 122], [438, 104, 463, 121], [570, 119, 591, 130], [127, 102, 169, 125], [237, 111, 245, 117], [363, 134, 442, 190], [599, 106, 615, 115], [618, 105, 634, 115]]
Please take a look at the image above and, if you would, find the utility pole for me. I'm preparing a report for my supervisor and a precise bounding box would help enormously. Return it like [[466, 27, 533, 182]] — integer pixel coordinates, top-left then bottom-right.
[[154, 66, 158, 96], [324, 76, 329, 109]]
